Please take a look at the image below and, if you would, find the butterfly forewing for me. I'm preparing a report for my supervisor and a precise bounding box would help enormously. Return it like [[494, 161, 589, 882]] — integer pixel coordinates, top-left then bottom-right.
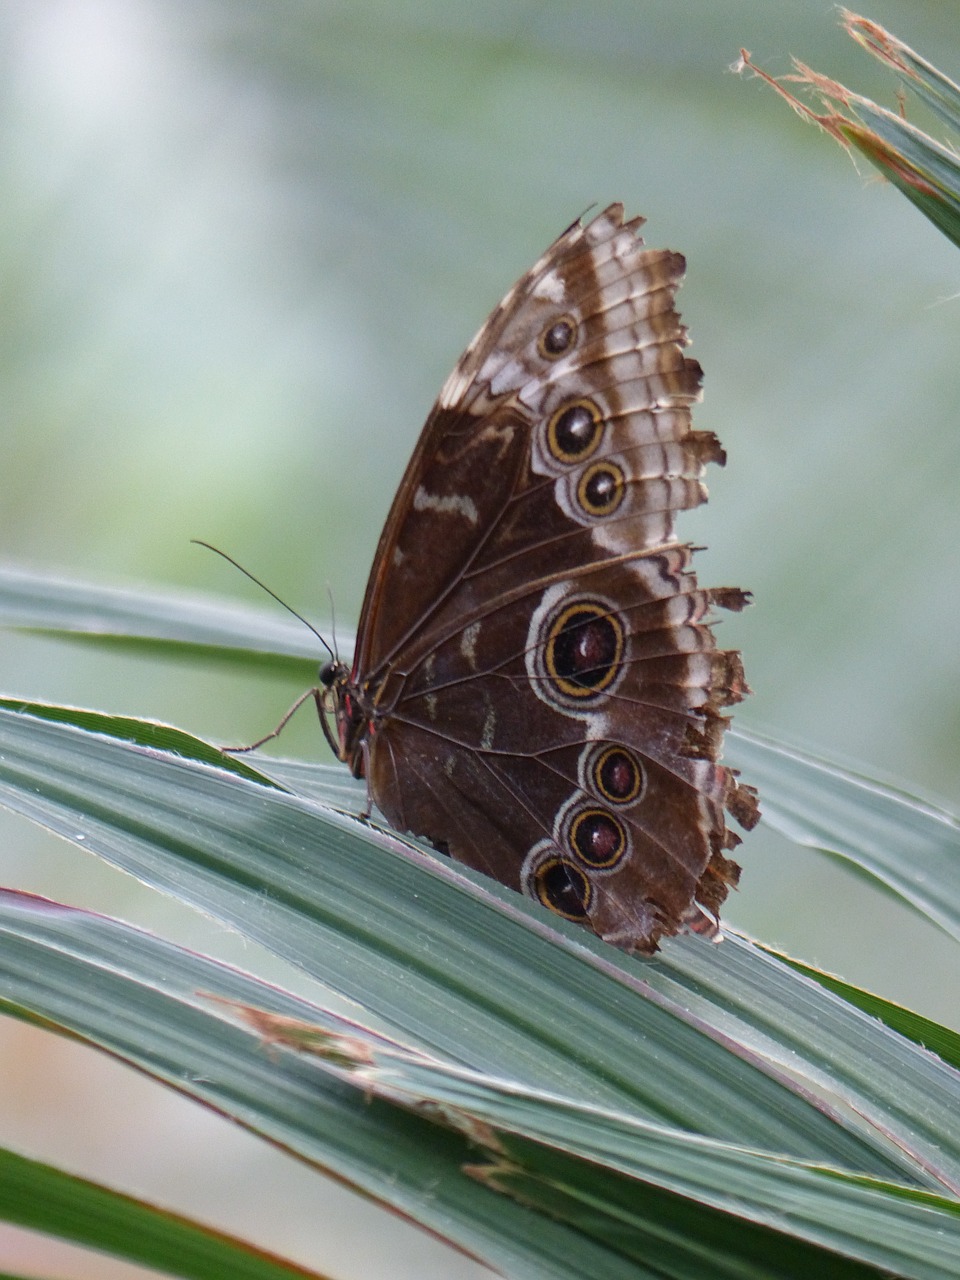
[[341, 203, 758, 955]]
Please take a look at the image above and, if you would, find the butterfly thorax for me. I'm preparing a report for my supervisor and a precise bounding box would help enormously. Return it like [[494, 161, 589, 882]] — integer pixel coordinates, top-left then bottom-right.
[[319, 659, 372, 778]]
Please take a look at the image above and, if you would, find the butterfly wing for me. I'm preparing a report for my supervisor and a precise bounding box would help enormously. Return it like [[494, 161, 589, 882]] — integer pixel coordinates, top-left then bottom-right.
[[354, 204, 758, 953]]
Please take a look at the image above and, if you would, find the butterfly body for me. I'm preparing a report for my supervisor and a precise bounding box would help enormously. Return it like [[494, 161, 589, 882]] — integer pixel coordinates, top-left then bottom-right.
[[323, 204, 759, 954]]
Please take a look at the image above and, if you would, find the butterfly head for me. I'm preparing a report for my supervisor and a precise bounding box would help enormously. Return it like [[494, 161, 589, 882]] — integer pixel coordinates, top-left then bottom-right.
[[318, 658, 348, 691]]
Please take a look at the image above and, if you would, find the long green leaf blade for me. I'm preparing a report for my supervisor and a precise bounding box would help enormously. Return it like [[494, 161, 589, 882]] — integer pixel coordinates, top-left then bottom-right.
[[5, 567, 958, 944], [0, 706, 957, 1191], [729, 728, 960, 942], [0, 1144, 333, 1280], [0, 564, 325, 675], [0, 890, 687, 1280], [845, 11, 960, 135], [2, 890, 951, 1280], [741, 17, 960, 250], [756, 942, 960, 1070]]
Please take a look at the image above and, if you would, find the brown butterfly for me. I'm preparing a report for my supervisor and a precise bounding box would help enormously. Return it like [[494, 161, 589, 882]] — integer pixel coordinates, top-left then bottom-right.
[[319, 204, 759, 954]]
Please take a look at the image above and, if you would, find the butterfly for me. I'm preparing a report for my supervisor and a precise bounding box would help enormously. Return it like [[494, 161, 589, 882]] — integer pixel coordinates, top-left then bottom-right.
[[318, 204, 759, 954]]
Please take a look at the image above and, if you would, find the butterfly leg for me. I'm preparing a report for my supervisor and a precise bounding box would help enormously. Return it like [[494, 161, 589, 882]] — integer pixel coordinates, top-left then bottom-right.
[[358, 739, 374, 819], [222, 687, 323, 753]]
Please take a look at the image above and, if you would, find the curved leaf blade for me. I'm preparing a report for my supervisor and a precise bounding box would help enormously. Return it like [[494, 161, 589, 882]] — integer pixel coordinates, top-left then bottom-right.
[[0, 1143, 332, 1280], [0, 890, 672, 1280], [2, 891, 955, 1280], [0, 706, 957, 1192], [729, 728, 960, 943]]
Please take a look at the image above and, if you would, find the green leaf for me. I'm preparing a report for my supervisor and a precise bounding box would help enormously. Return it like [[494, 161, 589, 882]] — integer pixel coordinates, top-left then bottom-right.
[[0, 1144, 334, 1280], [0, 564, 325, 677], [756, 942, 960, 1071], [837, 103, 960, 249], [0, 889, 672, 1280], [3, 580, 960, 1275], [239, 1013, 960, 1277], [741, 14, 960, 249], [0, 696, 284, 790], [2, 889, 953, 1280], [5, 565, 959, 946], [845, 11, 960, 136], [0, 705, 958, 1192], [728, 728, 960, 942]]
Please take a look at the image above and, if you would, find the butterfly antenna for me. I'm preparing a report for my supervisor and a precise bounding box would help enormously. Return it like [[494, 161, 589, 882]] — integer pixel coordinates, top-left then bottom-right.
[[192, 540, 335, 661], [326, 581, 340, 663]]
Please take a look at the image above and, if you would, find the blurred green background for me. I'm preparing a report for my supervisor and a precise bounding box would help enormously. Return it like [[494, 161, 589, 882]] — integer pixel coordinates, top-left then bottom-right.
[[1, 2, 958, 1277]]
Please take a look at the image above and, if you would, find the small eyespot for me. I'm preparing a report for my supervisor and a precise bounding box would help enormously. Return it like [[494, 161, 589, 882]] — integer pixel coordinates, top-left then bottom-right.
[[589, 745, 645, 806], [537, 314, 578, 360], [544, 601, 625, 701], [546, 398, 604, 463], [576, 461, 625, 517], [532, 856, 591, 920], [568, 808, 628, 869]]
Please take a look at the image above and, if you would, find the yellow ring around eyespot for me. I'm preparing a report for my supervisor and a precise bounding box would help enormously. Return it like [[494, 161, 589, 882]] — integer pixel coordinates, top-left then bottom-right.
[[576, 460, 626, 517], [592, 745, 644, 806], [537, 312, 579, 360], [534, 856, 592, 919], [546, 398, 604, 463], [568, 807, 627, 869], [544, 602, 624, 699]]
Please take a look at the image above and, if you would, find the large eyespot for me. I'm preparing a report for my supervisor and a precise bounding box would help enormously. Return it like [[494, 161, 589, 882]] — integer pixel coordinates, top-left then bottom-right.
[[544, 600, 625, 701], [585, 744, 645, 807], [568, 807, 628, 869], [537, 313, 578, 360], [528, 853, 591, 920], [546, 398, 604, 463], [576, 460, 626, 517]]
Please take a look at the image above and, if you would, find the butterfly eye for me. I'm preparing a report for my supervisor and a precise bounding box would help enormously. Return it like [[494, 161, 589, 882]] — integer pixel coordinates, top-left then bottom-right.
[[319, 660, 342, 688], [546, 398, 604, 463], [537, 313, 578, 359]]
